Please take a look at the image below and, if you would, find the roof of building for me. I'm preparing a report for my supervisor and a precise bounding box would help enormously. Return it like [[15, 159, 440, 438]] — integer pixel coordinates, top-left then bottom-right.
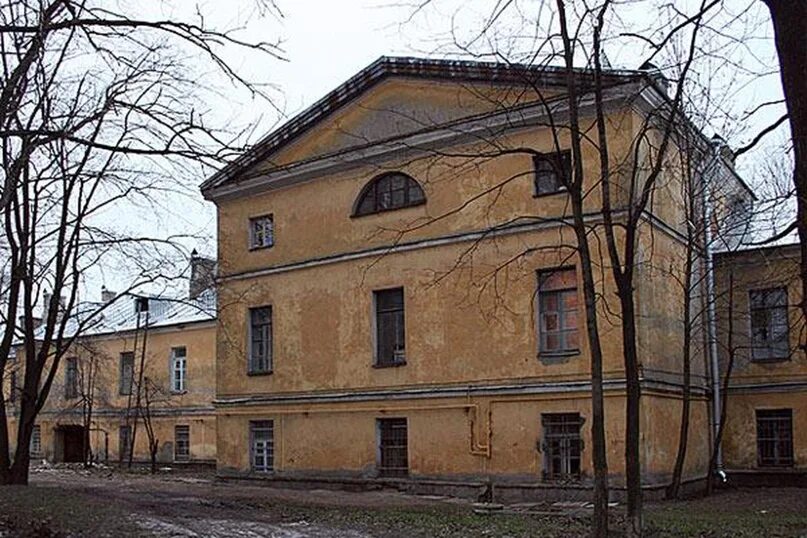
[[200, 55, 658, 195]]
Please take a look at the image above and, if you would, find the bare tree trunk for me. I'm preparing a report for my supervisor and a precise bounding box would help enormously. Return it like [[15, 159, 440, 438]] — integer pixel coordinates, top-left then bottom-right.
[[763, 1, 807, 345]]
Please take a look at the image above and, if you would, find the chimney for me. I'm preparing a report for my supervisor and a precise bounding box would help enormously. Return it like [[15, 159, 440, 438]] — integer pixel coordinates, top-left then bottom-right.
[[189, 249, 216, 299], [101, 286, 116, 303]]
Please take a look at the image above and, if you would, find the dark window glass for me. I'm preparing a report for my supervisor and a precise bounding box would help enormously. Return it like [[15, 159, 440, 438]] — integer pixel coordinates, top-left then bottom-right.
[[30, 425, 41, 455], [119, 352, 134, 395], [374, 288, 405, 366], [251, 420, 274, 472], [9, 371, 16, 403], [250, 215, 274, 249], [249, 307, 272, 373], [538, 269, 579, 354], [756, 409, 793, 467], [174, 425, 190, 462], [65, 357, 78, 399], [119, 425, 131, 462], [378, 418, 408, 477], [542, 413, 583, 480], [534, 151, 572, 195], [354, 173, 425, 216], [750, 287, 789, 360]]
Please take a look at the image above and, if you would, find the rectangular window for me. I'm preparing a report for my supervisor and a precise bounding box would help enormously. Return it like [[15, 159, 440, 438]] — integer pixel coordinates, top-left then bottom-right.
[[756, 409, 793, 467], [171, 347, 187, 392], [174, 425, 190, 462], [534, 150, 572, 196], [377, 418, 408, 477], [250, 420, 274, 472], [248, 307, 272, 374], [119, 425, 131, 462], [542, 413, 583, 480], [9, 371, 16, 403], [119, 352, 134, 395], [374, 288, 406, 367], [750, 287, 789, 360], [249, 215, 274, 249], [65, 357, 78, 399], [30, 425, 41, 455], [538, 268, 579, 354]]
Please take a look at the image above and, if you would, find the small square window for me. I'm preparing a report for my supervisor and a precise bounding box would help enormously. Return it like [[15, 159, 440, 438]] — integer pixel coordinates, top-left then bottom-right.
[[534, 151, 571, 196], [249, 215, 274, 250]]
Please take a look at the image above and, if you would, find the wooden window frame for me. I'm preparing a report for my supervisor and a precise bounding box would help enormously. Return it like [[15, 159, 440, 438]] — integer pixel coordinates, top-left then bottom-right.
[[250, 420, 274, 473], [352, 173, 426, 217], [749, 287, 790, 361], [541, 413, 584, 481], [377, 418, 408, 478], [373, 288, 406, 367], [533, 150, 572, 197], [170, 347, 187, 393], [537, 268, 580, 356], [30, 424, 41, 456], [248, 306, 273, 375], [249, 214, 275, 251]]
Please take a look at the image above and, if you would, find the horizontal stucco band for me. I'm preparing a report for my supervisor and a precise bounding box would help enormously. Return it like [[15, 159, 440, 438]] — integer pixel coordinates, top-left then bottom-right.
[[34, 405, 216, 418], [214, 376, 708, 407], [726, 381, 807, 394]]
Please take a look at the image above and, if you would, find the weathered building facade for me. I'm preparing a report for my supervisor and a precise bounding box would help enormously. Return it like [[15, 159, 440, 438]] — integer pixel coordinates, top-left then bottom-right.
[[3, 259, 217, 466], [715, 244, 806, 485], [200, 57, 759, 498]]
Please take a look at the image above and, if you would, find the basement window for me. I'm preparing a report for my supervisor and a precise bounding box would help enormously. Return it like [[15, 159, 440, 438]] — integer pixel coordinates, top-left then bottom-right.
[[174, 425, 190, 462], [756, 409, 793, 467], [377, 418, 408, 477], [30, 425, 41, 456], [541, 413, 583, 480], [750, 287, 789, 361], [250, 420, 274, 472]]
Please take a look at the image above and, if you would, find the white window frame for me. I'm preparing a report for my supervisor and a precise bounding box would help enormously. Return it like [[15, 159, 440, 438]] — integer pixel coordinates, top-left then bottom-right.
[[249, 215, 274, 250], [250, 420, 274, 472], [170, 346, 187, 393]]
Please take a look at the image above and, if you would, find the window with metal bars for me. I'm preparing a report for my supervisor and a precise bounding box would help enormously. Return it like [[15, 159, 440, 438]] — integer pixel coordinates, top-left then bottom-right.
[[174, 425, 190, 462], [248, 307, 272, 374], [64, 357, 78, 399], [374, 288, 406, 367], [171, 347, 187, 392], [537, 268, 579, 355], [542, 413, 583, 480], [756, 409, 793, 467], [377, 418, 408, 477], [533, 150, 572, 196], [354, 173, 426, 216], [750, 287, 789, 360], [250, 420, 274, 472]]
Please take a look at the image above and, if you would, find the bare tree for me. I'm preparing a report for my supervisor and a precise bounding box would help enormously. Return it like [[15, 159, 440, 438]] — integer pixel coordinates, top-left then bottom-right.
[[0, 0, 283, 485]]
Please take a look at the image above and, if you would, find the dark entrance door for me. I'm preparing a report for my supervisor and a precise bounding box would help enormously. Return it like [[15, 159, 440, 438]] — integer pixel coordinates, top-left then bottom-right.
[[60, 426, 85, 463]]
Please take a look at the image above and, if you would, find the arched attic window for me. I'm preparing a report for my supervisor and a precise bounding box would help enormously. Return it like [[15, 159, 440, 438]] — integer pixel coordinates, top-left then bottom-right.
[[353, 172, 426, 216]]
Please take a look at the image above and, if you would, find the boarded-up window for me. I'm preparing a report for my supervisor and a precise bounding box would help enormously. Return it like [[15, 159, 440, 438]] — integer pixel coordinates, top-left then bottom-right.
[[119, 352, 134, 395], [65, 357, 78, 399], [249, 215, 274, 249], [533, 150, 572, 196], [542, 413, 583, 480], [377, 418, 408, 477], [374, 288, 406, 366], [171, 347, 187, 392], [249, 307, 272, 374], [174, 425, 190, 462], [538, 268, 579, 354], [250, 420, 274, 472], [30, 425, 41, 455], [750, 287, 789, 360], [756, 409, 793, 467], [119, 425, 131, 462]]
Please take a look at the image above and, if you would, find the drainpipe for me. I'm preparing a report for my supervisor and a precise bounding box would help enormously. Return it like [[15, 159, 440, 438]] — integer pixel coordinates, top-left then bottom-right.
[[703, 141, 722, 473]]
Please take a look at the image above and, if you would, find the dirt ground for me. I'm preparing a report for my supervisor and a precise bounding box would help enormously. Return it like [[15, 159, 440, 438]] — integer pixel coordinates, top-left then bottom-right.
[[0, 467, 805, 537]]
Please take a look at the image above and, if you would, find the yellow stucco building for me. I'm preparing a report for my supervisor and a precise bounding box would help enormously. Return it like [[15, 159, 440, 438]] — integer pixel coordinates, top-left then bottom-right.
[[199, 57, 767, 499], [4, 256, 218, 466]]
